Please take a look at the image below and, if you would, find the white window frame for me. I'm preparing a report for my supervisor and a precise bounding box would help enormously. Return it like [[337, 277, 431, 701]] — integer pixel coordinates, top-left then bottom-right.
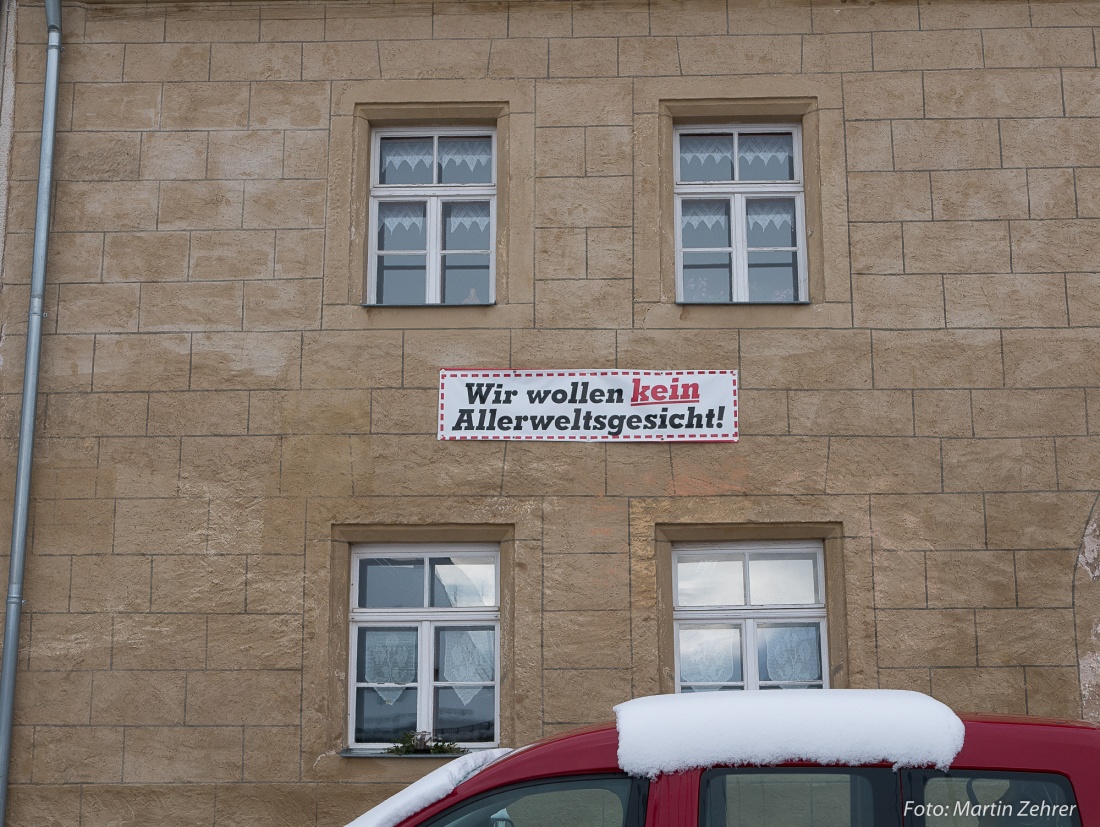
[[348, 544, 501, 750], [367, 127, 497, 306], [672, 540, 828, 691], [674, 124, 808, 304]]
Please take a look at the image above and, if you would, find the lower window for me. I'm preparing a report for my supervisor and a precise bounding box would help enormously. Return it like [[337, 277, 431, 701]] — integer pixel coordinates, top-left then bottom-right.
[[423, 775, 647, 827], [701, 768, 899, 827], [903, 770, 1081, 827], [673, 541, 828, 691], [349, 544, 500, 749]]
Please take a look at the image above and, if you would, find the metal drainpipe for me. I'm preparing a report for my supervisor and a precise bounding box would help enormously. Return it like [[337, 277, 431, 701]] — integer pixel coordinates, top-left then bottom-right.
[[0, 0, 62, 819]]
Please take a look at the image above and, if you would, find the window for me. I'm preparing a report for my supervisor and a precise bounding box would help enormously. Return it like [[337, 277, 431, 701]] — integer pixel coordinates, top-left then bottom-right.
[[672, 541, 827, 691], [368, 127, 496, 306], [422, 776, 647, 827], [349, 544, 500, 749], [674, 125, 807, 304], [903, 770, 1081, 827], [701, 768, 899, 827]]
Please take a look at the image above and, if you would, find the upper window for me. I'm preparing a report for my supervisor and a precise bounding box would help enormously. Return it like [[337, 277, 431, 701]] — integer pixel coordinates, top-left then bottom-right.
[[674, 125, 807, 304], [672, 541, 827, 691], [349, 544, 500, 749], [368, 128, 496, 306]]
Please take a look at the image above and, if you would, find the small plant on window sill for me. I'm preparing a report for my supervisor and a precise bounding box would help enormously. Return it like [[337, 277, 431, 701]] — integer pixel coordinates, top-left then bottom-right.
[[385, 731, 468, 755]]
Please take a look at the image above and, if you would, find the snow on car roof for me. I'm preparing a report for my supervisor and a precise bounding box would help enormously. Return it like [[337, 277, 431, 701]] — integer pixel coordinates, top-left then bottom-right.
[[614, 689, 964, 778], [344, 748, 512, 827]]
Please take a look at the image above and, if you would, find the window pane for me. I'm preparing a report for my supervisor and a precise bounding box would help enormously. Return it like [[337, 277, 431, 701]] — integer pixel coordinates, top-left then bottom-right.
[[702, 770, 887, 827], [358, 627, 418, 683], [431, 557, 497, 607], [680, 133, 734, 182], [441, 255, 491, 305], [681, 685, 744, 692], [738, 132, 795, 181], [377, 254, 427, 305], [442, 201, 491, 251], [757, 623, 822, 683], [682, 252, 732, 303], [435, 626, 495, 683], [746, 198, 796, 248], [748, 252, 798, 303], [355, 686, 418, 743], [748, 554, 818, 605], [358, 558, 424, 608], [676, 554, 745, 606], [438, 136, 493, 184], [377, 202, 427, 251], [681, 200, 731, 249], [379, 137, 433, 185], [679, 624, 743, 683], [434, 686, 495, 743], [915, 771, 1081, 827], [422, 777, 638, 827]]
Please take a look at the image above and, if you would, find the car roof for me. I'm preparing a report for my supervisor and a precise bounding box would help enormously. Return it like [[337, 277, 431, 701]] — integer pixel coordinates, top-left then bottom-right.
[[457, 712, 1100, 798]]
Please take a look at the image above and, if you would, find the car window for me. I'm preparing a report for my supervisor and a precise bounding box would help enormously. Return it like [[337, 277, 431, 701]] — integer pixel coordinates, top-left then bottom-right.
[[903, 770, 1081, 827], [700, 768, 900, 827], [421, 775, 646, 827]]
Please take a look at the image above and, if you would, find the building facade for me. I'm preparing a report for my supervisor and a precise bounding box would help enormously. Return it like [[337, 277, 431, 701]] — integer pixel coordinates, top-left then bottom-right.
[[1, 0, 1100, 823]]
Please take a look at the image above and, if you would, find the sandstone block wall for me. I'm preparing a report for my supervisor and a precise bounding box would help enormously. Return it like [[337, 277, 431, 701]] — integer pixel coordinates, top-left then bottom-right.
[[0, 0, 1098, 824]]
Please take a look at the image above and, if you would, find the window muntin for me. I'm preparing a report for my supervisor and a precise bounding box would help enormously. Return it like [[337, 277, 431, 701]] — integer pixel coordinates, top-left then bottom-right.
[[674, 125, 807, 305], [368, 128, 496, 306], [903, 770, 1081, 827], [349, 545, 500, 749], [701, 768, 900, 827], [673, 542, 827, 692]]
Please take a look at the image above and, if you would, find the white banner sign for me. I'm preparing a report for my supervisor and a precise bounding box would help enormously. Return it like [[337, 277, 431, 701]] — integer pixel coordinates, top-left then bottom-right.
[[439, 369, 738, 442]]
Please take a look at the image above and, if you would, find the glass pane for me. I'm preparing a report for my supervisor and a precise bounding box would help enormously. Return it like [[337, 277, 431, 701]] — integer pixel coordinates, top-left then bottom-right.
[[748, 554, 818, 605], [746, 198, 796, 248], [748, 252, 798, 303], [681, 200, 731, 249], [680, 133, 734, 182], [422, 777, 637, 827], [358, 627, 418, 683], [355, 686, 417, 743], [379, 137, 433, 185], [702, 769, 888, 827], [676, 554, 745, 606], [681, 252, 732, 303], [681, 685, 744, 692], [358, 558, 424, 607], [757, 623, 822, 683], [438, 136, 493, 184], [442, 201, 491, 251], [377, 202, 426, 251], [376, 254, 427, 305], [738, 132, 795, 181], [435, 626, 495, 683], [442, 255, 491, 305], [431, 557, 497, 607], [916, 771, 1081, 827], [679, 624, 743, 683], [434, 686, 495, 742]]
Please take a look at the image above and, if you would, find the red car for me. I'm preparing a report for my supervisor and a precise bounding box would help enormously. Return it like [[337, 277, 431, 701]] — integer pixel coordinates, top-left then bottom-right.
[[347, 691, 1099, 827]]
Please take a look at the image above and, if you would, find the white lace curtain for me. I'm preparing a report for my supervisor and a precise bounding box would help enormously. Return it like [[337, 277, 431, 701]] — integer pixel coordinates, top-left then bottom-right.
[[679, 134, 792, 172], [379, 138, 492, 176], [364, 629, 417, 705], [439, 138, 492, 172], [680, 627, 740, 683], [681, 200, 729, 231], [445, 203, 490, 233], [378, 202, 425, 234], [439, 628, 494, 705], [762, 626, 820, 682], [746, 199, 794, 232]]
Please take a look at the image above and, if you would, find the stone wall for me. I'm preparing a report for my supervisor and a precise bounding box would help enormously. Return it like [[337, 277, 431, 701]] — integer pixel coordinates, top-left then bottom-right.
[[0, 0, 1098, 824]]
